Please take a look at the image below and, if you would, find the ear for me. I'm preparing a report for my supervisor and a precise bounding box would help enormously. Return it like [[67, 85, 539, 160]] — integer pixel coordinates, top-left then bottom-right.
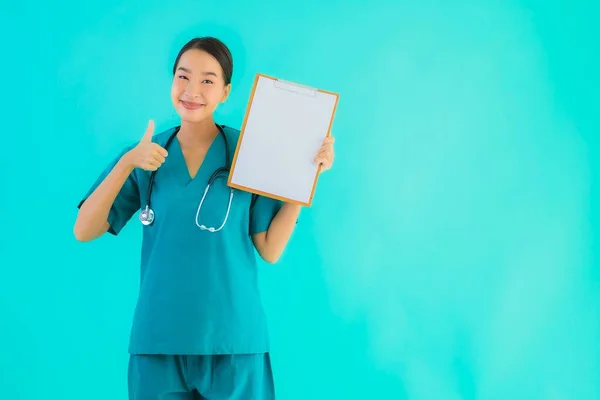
[[221, 84, 231, 103]]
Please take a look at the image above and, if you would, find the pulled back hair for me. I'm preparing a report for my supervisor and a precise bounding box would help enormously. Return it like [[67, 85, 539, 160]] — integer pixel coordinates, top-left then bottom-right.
[[172, 37, 234, 85]]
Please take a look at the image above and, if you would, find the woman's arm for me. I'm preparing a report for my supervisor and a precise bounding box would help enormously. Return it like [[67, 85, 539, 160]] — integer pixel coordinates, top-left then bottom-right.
[[74, 120, 168, 242], [252, 203, 301, 263], [74, 156, 135, 242], [251, 134, 335, 263]]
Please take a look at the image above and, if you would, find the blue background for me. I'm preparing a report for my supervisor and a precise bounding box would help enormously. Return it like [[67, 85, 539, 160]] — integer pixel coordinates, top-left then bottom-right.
[[1, 0, 599, 399]]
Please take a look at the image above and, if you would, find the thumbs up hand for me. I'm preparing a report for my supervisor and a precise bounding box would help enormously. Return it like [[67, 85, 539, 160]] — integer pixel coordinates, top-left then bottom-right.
[[123, 120, 169, 171]]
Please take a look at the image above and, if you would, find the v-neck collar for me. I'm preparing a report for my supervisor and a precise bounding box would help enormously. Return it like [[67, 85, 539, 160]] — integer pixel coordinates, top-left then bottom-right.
[[171, 133, 221, 187]]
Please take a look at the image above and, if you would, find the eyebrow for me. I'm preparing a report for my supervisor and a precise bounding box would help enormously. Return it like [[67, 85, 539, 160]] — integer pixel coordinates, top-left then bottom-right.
[[177, 67, 217, 77]]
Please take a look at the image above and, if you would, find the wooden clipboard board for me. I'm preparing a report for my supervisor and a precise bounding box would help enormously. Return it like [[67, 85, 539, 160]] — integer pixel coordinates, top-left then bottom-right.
[[227, 73, 339, 207]]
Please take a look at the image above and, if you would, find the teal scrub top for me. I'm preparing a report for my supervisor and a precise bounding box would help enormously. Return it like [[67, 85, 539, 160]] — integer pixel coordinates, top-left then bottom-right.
[[78, 126, 283, 355]]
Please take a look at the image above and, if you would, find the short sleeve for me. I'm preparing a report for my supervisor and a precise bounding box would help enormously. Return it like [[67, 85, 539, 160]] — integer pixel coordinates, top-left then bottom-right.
[[249, 195, 284, 235], [77, 148, 140, 236]]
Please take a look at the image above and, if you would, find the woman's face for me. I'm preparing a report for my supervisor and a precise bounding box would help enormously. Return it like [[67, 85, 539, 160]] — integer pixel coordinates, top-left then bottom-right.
[[171, 49, 231, 123]]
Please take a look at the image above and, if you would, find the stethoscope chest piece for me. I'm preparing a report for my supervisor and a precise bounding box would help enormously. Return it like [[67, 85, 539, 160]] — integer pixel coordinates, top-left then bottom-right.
[[139, 206, 155, 226]]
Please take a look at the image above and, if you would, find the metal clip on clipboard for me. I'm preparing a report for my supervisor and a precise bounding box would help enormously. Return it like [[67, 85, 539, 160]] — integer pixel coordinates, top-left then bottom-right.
[[273, 78, 318, 97]]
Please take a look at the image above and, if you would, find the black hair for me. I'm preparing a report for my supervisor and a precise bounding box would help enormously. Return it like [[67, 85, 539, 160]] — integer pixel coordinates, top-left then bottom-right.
[[172, 37, 233, 85]]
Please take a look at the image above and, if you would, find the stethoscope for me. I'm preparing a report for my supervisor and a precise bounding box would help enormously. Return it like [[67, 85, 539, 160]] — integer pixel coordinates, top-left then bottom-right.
[[138, 124, 234, 233]]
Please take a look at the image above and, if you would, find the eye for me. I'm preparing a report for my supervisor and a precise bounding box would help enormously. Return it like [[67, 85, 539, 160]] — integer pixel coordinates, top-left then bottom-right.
[[178, 75, 189, 80], [202, 79, 213, 84]]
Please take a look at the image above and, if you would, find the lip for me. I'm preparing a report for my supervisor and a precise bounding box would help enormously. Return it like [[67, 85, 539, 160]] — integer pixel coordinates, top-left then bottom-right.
[[180, 100, 204, 110]]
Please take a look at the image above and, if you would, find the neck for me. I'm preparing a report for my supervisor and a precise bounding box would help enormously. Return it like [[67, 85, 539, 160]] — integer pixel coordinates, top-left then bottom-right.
[[177, 118, 219, 148]]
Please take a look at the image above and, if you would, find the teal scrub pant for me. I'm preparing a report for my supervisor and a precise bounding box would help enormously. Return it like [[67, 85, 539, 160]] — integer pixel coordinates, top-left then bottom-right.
[[128, 353, 275, 400]]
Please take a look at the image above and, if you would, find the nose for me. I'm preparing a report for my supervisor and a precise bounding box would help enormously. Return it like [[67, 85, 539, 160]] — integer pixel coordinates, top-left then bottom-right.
[[185, 81, 203, 98]]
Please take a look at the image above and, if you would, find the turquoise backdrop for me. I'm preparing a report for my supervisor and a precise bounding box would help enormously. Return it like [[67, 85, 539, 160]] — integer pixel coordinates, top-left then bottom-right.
[[1, 1, 598, 399]]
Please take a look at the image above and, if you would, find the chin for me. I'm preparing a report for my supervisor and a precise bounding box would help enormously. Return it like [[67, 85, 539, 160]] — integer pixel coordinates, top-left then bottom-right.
[[176, 106, 210, 123]]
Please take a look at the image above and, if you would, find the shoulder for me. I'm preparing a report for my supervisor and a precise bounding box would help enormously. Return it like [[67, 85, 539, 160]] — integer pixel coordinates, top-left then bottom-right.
[[221, 125, 241, 143], [151, 126, 178, 147], [221, 125, 242, 161], [116, 126, 177, 156]]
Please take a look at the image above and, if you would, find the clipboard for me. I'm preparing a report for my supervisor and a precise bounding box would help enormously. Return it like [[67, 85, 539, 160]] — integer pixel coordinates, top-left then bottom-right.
[[227, 73, 339, 207]]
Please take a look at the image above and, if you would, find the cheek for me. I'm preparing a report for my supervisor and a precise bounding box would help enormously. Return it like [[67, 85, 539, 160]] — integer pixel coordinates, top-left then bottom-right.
[[206, 88, 225, 105], [171, 80, 185, 98]]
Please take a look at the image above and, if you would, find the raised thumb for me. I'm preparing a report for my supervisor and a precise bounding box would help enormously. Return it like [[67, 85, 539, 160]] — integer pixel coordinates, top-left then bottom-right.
[[141, 119, 155, 142]]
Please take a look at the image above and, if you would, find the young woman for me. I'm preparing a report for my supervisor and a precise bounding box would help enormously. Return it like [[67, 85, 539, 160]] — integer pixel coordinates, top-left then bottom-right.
[[74, 37, 335, 399]]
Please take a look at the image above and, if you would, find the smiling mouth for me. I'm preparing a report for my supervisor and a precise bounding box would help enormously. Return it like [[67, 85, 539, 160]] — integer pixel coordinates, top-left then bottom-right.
[[181, 100, 204, 110]]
